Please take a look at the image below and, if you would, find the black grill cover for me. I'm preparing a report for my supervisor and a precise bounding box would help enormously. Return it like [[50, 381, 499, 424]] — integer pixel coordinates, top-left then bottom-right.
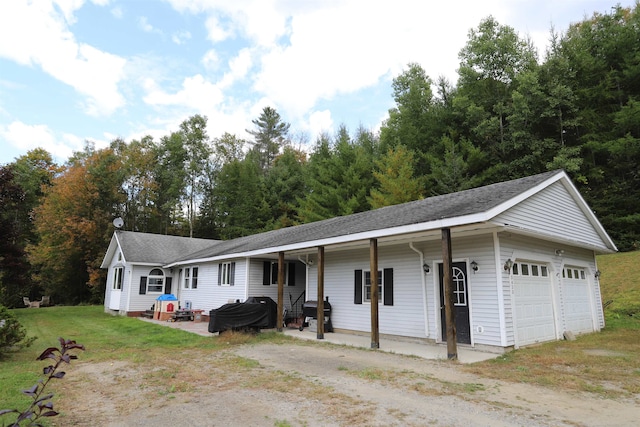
[[208, 297, 277, 333], [302, 300, 331, 318]]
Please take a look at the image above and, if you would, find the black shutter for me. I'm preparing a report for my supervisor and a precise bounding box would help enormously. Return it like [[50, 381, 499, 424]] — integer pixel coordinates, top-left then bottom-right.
[[217, 264, 222, 286], [165, 277, 172, 295], [383, 268, 394, 306], [230, 262, 235, 286], [263, 261, 271, 285], [192, 268, 197, 289], [288, 262, 296, 286], [139, 276, 147, 295], [354, 269, 362, 304]]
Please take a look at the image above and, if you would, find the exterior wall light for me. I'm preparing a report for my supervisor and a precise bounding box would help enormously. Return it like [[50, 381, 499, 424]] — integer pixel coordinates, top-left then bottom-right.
[[423, 263, 431, 274], [504, 259, 514, 271], [470, 260, 479, 272]]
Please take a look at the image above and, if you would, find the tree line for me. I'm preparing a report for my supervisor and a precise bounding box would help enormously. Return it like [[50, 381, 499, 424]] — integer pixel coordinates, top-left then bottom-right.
[[1, 5, 639, 308]]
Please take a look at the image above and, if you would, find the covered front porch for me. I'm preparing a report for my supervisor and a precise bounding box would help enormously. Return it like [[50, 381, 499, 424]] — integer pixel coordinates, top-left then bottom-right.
[[139, 316, 497, 363]]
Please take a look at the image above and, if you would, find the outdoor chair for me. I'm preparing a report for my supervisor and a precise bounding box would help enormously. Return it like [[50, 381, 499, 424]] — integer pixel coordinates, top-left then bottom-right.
[[23, 297, 40, 308], [40, 296, 51, 307]]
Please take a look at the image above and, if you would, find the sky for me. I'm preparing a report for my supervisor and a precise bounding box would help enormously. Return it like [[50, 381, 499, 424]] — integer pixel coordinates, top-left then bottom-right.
[[0, 0, 635, 166]]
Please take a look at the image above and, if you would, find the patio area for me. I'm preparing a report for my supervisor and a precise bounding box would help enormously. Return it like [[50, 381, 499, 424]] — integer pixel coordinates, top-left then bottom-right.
[[139, 317, 499, 364]]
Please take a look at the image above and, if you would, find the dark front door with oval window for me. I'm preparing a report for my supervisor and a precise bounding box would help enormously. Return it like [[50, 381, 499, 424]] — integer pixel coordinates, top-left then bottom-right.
[[439, 262, 471, 344]]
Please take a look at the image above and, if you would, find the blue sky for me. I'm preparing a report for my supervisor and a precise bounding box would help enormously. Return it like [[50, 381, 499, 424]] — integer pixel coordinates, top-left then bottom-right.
[[0, 0, 634, 165]]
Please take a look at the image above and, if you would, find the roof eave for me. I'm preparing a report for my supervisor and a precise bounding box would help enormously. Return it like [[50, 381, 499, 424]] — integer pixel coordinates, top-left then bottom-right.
[[164, 212, 492, 267]]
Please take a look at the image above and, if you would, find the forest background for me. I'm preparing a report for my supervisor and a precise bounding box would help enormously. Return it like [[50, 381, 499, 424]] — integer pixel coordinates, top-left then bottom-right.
[[1, 5, 639, 308]]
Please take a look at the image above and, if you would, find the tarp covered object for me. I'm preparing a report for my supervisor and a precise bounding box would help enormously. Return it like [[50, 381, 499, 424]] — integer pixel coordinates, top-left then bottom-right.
[[208, 297, 278, 333]]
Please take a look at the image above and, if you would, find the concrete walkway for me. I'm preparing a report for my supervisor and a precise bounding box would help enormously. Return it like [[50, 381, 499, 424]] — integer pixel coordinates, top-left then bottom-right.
[[139, 317, 498, 364]]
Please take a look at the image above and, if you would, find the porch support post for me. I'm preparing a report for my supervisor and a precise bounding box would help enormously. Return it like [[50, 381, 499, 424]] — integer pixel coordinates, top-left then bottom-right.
[[370, 238, 380, 349], [317, 246, 325, 340], [441, 228, 457, 360], [277, 251, 285, 332]]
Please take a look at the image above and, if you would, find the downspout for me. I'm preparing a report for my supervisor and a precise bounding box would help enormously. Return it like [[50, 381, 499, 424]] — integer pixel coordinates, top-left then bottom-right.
[[244, 258, 250, 301], [124, 263, 133, 315], [493, 231, 507, 347], [298, 255, 311, 301], [409, 242, 430, 338]]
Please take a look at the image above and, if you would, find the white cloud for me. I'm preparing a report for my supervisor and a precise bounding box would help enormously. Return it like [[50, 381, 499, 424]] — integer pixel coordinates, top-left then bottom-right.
[[219, 48, 253, 88], [110, 6, 123, 19], [143, 74, 224, 112], [307, 110, 333, 138], [0, 0, 127, 116], [204, 15, 231, 42], [0, 121, 84, 161], [138, 16, 157, 33], [172, 30, 192, 45], [201, 49, 220, 70]]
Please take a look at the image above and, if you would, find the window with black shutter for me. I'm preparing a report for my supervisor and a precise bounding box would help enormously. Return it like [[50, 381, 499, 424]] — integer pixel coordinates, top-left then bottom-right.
[[354, 268, 393, 306]]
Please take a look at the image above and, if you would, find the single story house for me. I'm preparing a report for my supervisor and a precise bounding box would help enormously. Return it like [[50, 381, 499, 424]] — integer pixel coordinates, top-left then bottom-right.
[[102, 169, 617, 352]]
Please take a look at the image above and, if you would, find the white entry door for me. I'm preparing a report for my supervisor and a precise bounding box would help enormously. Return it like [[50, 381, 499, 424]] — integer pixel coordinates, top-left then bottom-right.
[[512, 261, 556, 346], [108, 266, 124, 310]]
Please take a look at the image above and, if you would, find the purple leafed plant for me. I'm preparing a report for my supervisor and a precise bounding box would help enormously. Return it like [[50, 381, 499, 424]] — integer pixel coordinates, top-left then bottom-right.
[[0, 337, 85, 426]]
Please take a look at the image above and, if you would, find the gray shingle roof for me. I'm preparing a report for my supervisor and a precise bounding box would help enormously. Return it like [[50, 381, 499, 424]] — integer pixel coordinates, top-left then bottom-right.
[[116, 231, 219, 264], [175, 170, 562, 262]]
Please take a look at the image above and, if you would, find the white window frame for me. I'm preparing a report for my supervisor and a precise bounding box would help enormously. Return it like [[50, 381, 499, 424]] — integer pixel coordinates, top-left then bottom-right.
[[513, 262, 549, 277], [221, 262, 233, 286], [269, 262, 289, 285], [183, 266, 199, 289], [112, 266, 123, 290], [147, 268, 165, 293], [363, 270, 382, 303]]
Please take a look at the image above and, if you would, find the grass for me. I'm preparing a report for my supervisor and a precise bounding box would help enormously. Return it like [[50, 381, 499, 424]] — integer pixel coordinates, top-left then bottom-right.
[[0, 306, 291, 422], [2, 249, 639, 421]]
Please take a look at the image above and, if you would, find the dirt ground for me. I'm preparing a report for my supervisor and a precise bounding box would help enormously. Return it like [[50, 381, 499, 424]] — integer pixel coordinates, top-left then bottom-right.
[[55, 339, 639, 427]]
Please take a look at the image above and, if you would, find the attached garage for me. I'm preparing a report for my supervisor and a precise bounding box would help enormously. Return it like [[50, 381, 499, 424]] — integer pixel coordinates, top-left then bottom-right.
[[562, 266, 594, 334], [512, 261, 557, 347]]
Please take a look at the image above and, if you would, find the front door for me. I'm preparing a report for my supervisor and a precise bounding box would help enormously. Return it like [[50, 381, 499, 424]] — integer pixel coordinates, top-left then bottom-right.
[[439, 262, 471, 344]]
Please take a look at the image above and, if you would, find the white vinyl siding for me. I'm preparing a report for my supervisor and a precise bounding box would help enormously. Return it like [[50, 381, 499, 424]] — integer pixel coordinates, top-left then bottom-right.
[[127, 266, 171, 312], [435, 234, 502, 347], [181, 260, 246, 312], [494, 181, 606, 249], [246, 259, 306, 308]]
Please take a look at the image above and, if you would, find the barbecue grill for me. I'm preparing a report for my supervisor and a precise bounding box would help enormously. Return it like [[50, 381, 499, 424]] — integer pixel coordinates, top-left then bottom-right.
[[301, 298, 333, 332]]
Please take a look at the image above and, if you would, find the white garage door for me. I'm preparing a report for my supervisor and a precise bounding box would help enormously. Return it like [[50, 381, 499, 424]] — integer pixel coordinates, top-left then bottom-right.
[[513, 261, 556, 346], [562, 267, 594, 334]]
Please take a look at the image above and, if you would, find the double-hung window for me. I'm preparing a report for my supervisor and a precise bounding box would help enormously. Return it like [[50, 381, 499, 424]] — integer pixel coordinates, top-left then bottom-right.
[[112, 267, 123, 290], [354, 268, 394, 306], [218, 262, 235, 286], [364, 270, 382, 302], [183, 267, 199, 289]]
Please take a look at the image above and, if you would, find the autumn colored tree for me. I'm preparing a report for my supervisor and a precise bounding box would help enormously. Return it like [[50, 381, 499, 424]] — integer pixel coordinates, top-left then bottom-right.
[[28, 145, 125, 304]]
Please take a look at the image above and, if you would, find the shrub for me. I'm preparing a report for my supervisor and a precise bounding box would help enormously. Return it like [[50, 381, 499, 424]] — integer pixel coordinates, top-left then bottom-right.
[[0, 337, 84, 426], [0, 305, 35, 353]]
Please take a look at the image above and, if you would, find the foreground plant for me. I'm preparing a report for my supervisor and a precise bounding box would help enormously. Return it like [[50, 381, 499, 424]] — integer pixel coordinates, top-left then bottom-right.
[[0, 337, 84, 426]]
